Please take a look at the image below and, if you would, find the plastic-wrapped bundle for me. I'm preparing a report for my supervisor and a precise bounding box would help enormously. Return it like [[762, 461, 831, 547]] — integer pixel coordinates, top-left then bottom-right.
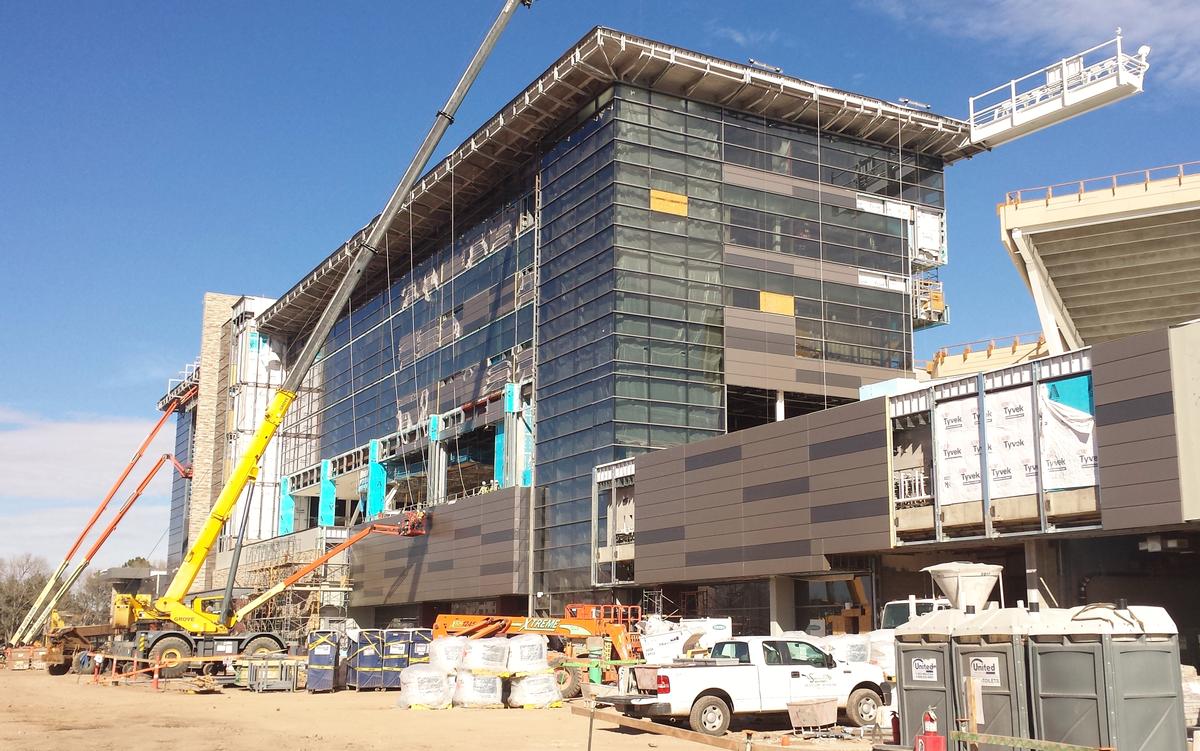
[[868, 631, 896, 677], [461, 637, 509, 674], [428, 636, 467, 674], [505, 633, 550, 674], [452, 672, 503, 707], [820, 634, 871, 664], [507, 672, 562, 708], [396, 664, 453, 709]]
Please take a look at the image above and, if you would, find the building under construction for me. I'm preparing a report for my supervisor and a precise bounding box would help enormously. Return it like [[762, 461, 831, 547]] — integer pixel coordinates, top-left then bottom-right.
[[155, 28, 1200, 649]]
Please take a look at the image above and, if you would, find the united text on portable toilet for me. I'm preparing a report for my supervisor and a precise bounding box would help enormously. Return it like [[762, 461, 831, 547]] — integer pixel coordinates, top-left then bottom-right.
[[382, 629, 411, 689], [894, 562, 1002, 746], [1027, 604, 1186, 751], [349, 629, 385, 690], [951, 606, 1042, 749], [306, 630, 341, 693]]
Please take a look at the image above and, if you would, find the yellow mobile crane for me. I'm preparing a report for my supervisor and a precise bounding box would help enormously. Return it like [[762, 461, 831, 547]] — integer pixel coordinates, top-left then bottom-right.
[[106, 0, 532, 677]]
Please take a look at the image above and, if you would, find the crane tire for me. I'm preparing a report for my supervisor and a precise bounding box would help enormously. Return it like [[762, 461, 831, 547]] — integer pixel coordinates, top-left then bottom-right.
[[241, 636, 282, 658], [149, 635, 193, 679]]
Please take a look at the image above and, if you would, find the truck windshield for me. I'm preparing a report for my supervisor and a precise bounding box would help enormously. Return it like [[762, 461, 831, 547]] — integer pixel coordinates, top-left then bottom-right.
[[880, 601, 936, 629], [710, 641, 750, 664]]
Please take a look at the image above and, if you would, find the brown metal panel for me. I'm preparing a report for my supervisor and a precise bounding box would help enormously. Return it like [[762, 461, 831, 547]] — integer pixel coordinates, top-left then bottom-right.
[[740, 448, 810, 473], [809, 481, 889, 507], [638, 499, 688, 523], [637, 525, 686, 545], [808, 448, 889, 479], [685, 462, 748, 484], [1094, 370, 1174, 404], [810, 497, 889, 523], [1096, 392, 1174, 426], [1098, 478, 1183, 508], [794, 368, 862, 389], [683, 502, 745, 525], [1099, 457, 1180, 487], [1097, 435, 1179, 467], [1092, 349, 1173, 388], [743, 499, 812, 527], [807, 413, 886, 443], [1102, 501, 1183, 529], [1091, 329, 1170, 367], [744, 523, 813, 545]]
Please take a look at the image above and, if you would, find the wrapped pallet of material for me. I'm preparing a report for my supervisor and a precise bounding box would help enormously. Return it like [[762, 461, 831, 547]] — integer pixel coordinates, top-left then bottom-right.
[[396, 664, 453, 710], [428, 636, 468, 674], [508, 672, 562, 709], [461, 637, 509, 675], [505, 633, 550, 674], [452, 672, 504, 708]]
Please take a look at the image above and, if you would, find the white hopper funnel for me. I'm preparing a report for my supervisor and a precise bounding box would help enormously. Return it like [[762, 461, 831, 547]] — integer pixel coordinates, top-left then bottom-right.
[[923, 562, 1002, 612]]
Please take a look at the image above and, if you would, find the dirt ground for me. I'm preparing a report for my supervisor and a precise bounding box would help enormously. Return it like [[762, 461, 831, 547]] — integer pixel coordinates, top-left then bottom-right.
[[0, 670, 715, 751], [0, 670, 879, 751]]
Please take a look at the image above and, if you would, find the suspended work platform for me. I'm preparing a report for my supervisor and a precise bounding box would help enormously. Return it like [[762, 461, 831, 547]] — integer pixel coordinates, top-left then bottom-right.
[[968, 34, 1150, 147]]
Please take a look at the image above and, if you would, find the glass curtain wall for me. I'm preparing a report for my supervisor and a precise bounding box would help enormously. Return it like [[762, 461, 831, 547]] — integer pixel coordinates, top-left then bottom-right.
[[533, 85, 944, 599], [280, 185, 536, 478], [167, 408, 194, 568]]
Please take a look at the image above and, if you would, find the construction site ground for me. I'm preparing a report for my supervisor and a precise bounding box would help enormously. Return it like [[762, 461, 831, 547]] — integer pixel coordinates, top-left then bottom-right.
[[0, 670, 873, 751]]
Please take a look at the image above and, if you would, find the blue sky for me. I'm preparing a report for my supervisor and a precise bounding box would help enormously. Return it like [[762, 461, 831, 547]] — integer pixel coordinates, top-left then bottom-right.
[[1, 0, 1195, 564]]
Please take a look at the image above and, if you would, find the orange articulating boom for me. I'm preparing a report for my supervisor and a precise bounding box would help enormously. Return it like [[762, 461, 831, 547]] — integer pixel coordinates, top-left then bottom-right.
[[22, 453, 193, 642], [12, 388, 194, 645], [432, 604, 642, 661], [232, 515, 426, 625]]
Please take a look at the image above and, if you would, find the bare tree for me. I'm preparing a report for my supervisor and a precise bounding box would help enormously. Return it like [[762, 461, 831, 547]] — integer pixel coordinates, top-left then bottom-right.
[[64, 571, 111, 625], [0, 554, 51, 644]]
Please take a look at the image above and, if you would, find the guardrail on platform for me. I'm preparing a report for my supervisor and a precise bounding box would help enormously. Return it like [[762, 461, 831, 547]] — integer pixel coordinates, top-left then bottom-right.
[[1004, 160, 1200, 206]]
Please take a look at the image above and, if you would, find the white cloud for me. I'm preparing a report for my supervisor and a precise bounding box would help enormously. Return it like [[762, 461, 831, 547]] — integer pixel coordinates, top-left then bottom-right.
[[0, 406, 175, 500], [0, 502, 171, 569], [866, 0, 1200, 88], [705, 19, 781, 49], [0, 405, 177, 566]]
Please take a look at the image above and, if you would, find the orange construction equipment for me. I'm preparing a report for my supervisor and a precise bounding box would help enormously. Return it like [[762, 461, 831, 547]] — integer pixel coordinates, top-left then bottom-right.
[[432, 604, 643, 661], [24, 453, 193, 649], [12, 388, 196, 645], [232, 521, 423, 620]]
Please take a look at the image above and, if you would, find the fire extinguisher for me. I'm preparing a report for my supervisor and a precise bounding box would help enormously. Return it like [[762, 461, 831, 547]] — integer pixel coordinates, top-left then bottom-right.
[[913, 707, 945, 751], [890, 711, 900, 744]]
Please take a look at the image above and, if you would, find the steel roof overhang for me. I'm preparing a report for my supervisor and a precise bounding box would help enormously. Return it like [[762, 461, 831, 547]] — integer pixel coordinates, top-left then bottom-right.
[[258, 26, 982, 341]]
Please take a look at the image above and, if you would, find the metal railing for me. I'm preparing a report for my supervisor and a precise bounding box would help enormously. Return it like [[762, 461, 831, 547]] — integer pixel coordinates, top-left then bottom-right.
[[893, 467, 933, 508], [1004, 161, 1200, 206], [969, 35, 1148, 132]]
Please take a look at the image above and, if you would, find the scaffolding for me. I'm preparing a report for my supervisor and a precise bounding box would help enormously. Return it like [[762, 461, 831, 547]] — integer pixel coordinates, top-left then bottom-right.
[[227, 528, 353, 643]]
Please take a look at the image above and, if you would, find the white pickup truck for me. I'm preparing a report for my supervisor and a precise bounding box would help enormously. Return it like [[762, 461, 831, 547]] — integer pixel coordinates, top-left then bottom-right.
[[607, 636, 892, 736]]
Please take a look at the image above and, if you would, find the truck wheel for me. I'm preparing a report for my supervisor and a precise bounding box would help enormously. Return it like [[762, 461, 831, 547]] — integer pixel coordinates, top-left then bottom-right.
[[845, 687, 883, 727], [241, 636, 281, 658], [549, 654, 581, 698], [689, 695, 731, 736], [149, 636, 193, 679], [47, 661, 71, 676]]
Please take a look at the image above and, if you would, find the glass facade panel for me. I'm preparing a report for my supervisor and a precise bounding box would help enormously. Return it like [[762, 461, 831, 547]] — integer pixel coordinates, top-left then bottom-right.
[[279, 78, 945, 601]]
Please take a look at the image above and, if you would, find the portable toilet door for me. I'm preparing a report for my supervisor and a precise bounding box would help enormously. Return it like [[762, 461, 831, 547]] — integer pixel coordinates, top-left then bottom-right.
[[895, 609, 968, 745], [407, 628, 432, 664], [951, 608, 1036, 749], [1027, 605, 1186, 751], [354, 629, 385, 690], [382, 629, 410, 689], [306, 630, 340, 693]]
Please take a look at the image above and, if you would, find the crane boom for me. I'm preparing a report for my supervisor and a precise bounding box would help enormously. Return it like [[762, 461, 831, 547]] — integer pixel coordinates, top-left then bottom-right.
[[12, 392, 192, 645], [231, 521, 411, 624], [147, 0, 532, 636], [22, 454, 191, 642]]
